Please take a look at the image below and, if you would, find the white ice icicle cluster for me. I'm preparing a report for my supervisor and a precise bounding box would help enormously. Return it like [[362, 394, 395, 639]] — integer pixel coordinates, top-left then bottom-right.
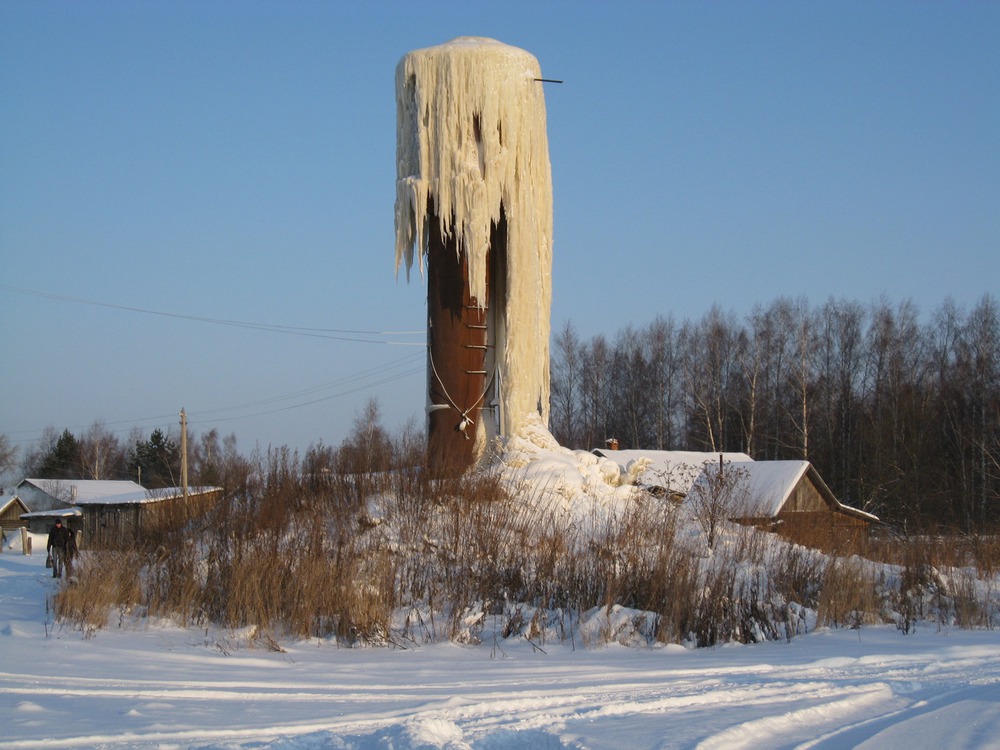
[[394, 37, 553, 439]]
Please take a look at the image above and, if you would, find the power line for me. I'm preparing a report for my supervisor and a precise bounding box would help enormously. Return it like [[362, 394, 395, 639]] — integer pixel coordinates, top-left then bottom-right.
[[2, 285, 430, 446], [0, 285, 426, 345], [5, 355, 426, 445], [189, 363, 425, 425], [191, 352, 425, 417]]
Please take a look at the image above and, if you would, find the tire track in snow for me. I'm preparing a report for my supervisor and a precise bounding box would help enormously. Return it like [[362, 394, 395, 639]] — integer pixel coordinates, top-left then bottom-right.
[[5, 627, 1000, 749], [692, 683, 902, 750], [0, 667, 909, 749]]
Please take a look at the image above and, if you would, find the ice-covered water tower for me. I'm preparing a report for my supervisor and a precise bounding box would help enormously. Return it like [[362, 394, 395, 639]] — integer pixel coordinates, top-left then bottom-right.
[[394, 37, 554, 473]]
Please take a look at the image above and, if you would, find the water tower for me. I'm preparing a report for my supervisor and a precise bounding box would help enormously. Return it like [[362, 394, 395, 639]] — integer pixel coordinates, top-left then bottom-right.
[[394, 37, 554, 472]]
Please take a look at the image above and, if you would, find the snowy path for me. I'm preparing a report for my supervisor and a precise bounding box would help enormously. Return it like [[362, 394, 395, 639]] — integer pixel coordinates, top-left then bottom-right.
[[2, 546, 1000, 749]]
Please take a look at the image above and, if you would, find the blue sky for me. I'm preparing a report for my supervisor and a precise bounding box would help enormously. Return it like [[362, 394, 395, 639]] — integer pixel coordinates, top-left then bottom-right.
[[2, 1, 998, 458]]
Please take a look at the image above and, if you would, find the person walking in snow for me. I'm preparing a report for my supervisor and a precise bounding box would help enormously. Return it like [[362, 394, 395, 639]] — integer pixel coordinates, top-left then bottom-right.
[[47, 519, 71, 579]]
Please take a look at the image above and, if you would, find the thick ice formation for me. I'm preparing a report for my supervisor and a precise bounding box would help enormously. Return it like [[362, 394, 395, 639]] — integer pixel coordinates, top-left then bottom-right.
[[501, 413, 641, 528], [394, 37, 553, 439]]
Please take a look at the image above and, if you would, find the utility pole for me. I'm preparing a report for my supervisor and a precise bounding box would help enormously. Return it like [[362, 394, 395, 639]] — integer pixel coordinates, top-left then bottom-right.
[[180, 408, 188, 501]]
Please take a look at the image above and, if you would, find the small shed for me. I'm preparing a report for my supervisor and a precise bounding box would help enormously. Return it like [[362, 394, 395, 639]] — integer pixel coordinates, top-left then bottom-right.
[[19, 506, 83, 537], [16, 478, 146, 511], [72, 485, 223, 548], [687, 460, 878, 550], [1, 494, 31, 532], [592, 449, 753, 498], [13, 479, 221, 546], [13, 478, 95, 534]]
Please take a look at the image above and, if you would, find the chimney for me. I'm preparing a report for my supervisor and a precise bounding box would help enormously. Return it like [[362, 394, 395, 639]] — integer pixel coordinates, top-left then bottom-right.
[[71, 485, 78, 502], [605, 438, 619, 451]]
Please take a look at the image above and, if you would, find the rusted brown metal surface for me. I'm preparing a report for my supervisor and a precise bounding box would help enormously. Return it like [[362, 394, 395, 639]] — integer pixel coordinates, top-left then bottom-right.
[[426, 215, 490, 474]]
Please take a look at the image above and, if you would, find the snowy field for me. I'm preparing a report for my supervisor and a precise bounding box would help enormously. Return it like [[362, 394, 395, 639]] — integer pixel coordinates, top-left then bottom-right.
[[3, 536, 1000, 750]]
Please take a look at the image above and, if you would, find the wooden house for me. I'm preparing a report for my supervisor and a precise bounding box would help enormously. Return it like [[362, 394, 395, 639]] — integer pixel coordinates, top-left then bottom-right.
[[70, 485, 223, 548], [686, 460, 878, 550], [1, 493, 31, 532], [14, 479, 221, 547], [13, 478, 93, 534]]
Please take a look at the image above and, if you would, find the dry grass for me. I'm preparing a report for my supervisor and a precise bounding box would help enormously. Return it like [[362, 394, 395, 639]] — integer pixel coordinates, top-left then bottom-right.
[[55, 550, 143, 633], [865, 524, 1000, 573], [816, 557, 882, 629]]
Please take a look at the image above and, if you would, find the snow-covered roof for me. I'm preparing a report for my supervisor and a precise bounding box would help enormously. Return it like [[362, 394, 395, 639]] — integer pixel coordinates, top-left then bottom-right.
[[21, 478, 145, 502], [687, 460, 878, 522], [20, 506, 82, 519], [18, 479, 221, 506], [727, 460, 810, 517], [1, 493, 29, 515], [592, 450, 753, 495], [72, 486, 221, 506]]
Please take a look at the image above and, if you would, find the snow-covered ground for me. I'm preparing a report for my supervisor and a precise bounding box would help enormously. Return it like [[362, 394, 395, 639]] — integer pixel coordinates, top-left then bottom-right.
[[3, 534, 1000, 750]]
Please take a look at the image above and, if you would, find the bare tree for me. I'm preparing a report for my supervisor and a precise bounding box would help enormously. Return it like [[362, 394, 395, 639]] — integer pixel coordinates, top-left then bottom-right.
[[646, 315, 680, 450], [546, 293, 1000, 532], [738, 306, 772, 456], [687, 459, 752, 549], [859, 298, 928, 520], [79, 420, 124, 479], [957, 295, 1000, 526], [813, 298, 865, 506], [0, 434, 17, 480], [787, 298, 818, 459], [681, 306, 739, 452], [550, 321, 585, 447], [338, 398, 393, 475], [580, 335, 612, 449], [609, 325, 652, 449], [20, 426, 59, 478], [189, 429, 247, 489], [756, 299, 795, 460]]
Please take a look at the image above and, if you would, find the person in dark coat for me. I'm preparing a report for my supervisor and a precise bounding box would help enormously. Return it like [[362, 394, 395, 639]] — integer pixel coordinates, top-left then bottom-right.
[[47, 520, 72, 579]]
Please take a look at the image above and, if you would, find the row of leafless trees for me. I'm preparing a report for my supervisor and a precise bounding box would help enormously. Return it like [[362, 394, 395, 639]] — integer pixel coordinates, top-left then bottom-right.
[[14, 399, 416, 494], [17, 424, 245, 489], [551, 295, 1000, 531]]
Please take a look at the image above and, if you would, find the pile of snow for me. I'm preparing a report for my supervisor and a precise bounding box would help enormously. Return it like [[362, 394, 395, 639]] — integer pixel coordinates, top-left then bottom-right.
[[595, 449, 753, 495], [502, 414, 637, 492], [491, 414, 673, 549]]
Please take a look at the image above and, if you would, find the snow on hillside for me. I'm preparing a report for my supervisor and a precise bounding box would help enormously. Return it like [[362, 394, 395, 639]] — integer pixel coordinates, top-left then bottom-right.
[[3, 424, 1000, 749]]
